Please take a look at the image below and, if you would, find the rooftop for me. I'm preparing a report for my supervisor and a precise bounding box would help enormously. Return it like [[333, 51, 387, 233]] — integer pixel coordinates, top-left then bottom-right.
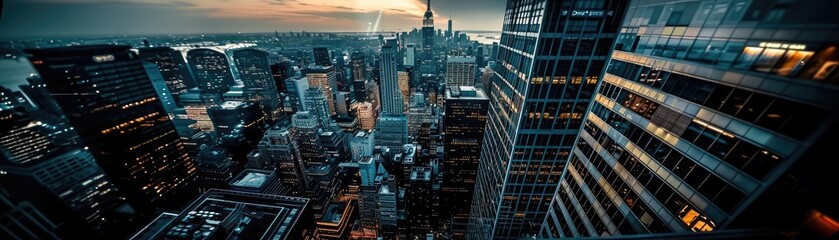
[[146, 189, 308, 240], [446, 86, 487, 100], [447, 55, 476, 63], [321, 202, 347, 224], [230, 169, 275, 189]]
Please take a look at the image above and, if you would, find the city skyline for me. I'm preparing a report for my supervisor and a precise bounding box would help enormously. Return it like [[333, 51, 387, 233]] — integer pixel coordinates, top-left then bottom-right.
[[0, 0, 506, 38]]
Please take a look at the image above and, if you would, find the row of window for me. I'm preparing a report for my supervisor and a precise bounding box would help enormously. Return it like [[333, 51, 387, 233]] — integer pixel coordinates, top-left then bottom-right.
[[521, 102, 587, 130], [580, 122, 717, 232], [606, 59, 828, 140], [566, 157, 641, 236], [599, 82, 784, 180], [575, 139, 671, 234], [589, 103, 746, 213], [563, 172, 611, 236]]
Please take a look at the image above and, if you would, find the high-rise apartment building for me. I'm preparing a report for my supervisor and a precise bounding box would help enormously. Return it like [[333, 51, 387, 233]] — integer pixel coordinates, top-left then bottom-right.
[[398, 70, 411, 112], [285, 72, 310, 113], [303, 87, 334, 129], [442, 86, 488, 237], [375, 116, 408, 154], [187, 48, 235, 95], [357, 102, 376, 131], [26, 45, 197, 207], [467, 1, 627, 238], [233, 49, 281, 120], [446, 56, 476, 87], [540, 0, 839, 238], [404, 44, 416, 67], [351, 51, 366, 82]]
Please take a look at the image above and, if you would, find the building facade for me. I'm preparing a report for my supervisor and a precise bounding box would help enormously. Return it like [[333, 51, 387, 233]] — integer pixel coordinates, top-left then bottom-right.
[[233, 49, 282, 120], [541, 0, 839, 238], [187, 48, 235, 95], [446, 56, 477, 87], [467, 0, 628, 238]]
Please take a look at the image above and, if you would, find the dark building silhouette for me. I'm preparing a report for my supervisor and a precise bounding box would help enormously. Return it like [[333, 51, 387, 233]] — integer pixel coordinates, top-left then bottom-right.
[[313, 47, 332, 67], [25, 45, 197, 209], [233, 49, 282, 121], [442, 86, 488, 238], [187, 48, 235, 95], [138, 47, 195, 106]]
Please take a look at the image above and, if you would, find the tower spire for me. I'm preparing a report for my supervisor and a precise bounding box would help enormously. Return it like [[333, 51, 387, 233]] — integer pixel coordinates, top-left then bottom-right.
[[427, 0, 431, 11]]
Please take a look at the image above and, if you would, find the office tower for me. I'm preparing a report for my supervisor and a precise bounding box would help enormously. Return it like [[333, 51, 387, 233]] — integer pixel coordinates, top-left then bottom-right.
[[1, 105, 126, 235], [319, 131, 347, 163], [421, 0, 436, 76], [351, 51, 366, 81], [303, 87, 333, 128], [540, 0, 839, 238], [490, 42, 499, 61], [143, 62, 178, 115], [417, 117, 440, 155], [442, 86, 488, 237], [313, 47, 332, 67], [180, 88, 215, 131], [291, 111, 326, 166], [305, 66, 338, 116], [398, 70, 411, 112], [270, 61, 292, 93], [138, 47, 196, 104], [447, 18, 453, 39], [26, 45, 196, 207], [353, 79, 367, 103], [358, 156, 380, 234], [258, 124, 308, 193], [466, 0, 627, 238], [233, 49, 282, 120], [476, 46, 485, 72], [378, 174, 399, 238], [480, 66, 494, 91], [404, 44, 417, 67], [142, 189, 312, 240], [194, 146, 237, 189], [407, 166, 434, 238], [349, 131, 375, 160], [357, 102, 376, 131], [446, 56, 477, 87], [365, 80, 381, 114], [407, 94, 434, 137], [19, 76, 62, 117], [375, 116, 408, 153], [334, 91, 352, 117], [187, 48, 235, 95], [207, 101, 266, 143], [285, 72, 310, 113], [380, 45, 403, 115]]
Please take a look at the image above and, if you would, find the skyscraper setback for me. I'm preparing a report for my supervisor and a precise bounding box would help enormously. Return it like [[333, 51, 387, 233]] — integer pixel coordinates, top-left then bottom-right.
[[467, 0, 627, 238], [25, 45, 197, 208]]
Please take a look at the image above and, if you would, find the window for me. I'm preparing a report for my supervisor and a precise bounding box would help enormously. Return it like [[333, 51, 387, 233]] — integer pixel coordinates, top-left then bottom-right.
[[719, 89, 751, 116], [752, 48, 785, 73], [736, 93, 772, 122]]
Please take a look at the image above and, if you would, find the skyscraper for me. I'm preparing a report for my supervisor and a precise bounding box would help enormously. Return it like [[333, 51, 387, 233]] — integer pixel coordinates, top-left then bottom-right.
[[187, 48, 235, 95], [291, 111, 326, 166], [398, 70, 411, 112], [143, 62, 178, 115], [233, 49, 281, 120], [357, 102, 376, 131], [442, 86, 488, 237], [447, 18, 453, 39], [303, 87, 334, 129], [446, 56, 477, 87], [421, 0, 436, 77], [379, 45, 403, 116], [375, 116, 408, 153], [270, 61, 292, 93], [540, 0, 839, 238], [26, 45, 196, 207], [138, 47, 195, 104], [313, 47, 332, 67], [404, 44, 416, 67], [351, 51, 366, 82], [305, 66, 338, 116], [258, 124, 308, 193], [207, 101, 266, 143], [467, 1, 627, 238], [285, 72, 310, 113]]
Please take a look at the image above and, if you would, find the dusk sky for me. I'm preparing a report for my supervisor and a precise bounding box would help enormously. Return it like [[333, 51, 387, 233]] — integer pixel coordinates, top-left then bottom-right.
[[0, 0, 506, 38]]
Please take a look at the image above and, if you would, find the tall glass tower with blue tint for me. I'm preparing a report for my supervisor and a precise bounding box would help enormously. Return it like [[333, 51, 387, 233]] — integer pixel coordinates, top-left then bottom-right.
[[466, 0, 628, 239], [540, 0, 839, 238]]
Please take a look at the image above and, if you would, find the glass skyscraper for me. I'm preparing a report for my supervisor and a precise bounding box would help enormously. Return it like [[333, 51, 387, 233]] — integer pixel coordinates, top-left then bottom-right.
[[233, 49, 281, 121], [187, 48, 235, 95], [25, 45, 197, 208], [541, 0, 839, 238], [467, 0, 628, 238]]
